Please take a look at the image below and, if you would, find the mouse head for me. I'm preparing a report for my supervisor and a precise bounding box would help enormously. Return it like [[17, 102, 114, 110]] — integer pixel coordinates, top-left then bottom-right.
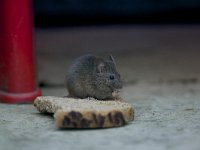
[[96, 55, 123, 91]]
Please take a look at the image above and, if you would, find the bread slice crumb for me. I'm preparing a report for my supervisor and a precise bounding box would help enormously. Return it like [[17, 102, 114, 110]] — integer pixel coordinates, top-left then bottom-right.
[[34, 96, 134, 128]]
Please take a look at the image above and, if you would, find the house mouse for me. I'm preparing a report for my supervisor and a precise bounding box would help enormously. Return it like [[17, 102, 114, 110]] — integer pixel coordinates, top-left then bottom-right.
[[66, 54, 123, 100]]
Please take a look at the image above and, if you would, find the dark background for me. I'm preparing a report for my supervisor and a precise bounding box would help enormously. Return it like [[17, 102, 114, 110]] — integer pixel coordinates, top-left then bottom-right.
[[34, 0, 200, 27]]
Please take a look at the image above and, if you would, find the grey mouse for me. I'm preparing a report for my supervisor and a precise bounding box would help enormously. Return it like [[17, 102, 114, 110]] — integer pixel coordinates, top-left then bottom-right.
[[66, 54, 123, 100]]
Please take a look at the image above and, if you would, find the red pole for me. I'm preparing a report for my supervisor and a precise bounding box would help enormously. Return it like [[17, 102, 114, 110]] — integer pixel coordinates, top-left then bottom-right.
[[0, 0, 41, 103]]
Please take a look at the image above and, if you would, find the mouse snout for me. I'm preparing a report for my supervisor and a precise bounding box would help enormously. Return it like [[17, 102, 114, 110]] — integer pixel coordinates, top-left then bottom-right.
[[118, 80, 123, 89], [114, 79, 123, 89]]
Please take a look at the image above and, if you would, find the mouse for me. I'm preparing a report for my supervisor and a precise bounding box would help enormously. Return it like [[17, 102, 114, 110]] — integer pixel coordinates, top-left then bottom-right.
[[66, 54, 123, 100]]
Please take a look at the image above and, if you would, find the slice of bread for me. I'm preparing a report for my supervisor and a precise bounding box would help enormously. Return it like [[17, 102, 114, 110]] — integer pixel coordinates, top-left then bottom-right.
[[34, 96, 134, 128]]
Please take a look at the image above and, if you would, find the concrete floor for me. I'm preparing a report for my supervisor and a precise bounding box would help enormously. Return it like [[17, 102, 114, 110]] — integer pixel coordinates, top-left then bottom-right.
[[1, 25, 200, 150]]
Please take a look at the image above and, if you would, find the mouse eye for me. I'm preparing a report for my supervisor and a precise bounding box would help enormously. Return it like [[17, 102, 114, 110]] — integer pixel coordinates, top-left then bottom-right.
[[109, 75, 115, 80]]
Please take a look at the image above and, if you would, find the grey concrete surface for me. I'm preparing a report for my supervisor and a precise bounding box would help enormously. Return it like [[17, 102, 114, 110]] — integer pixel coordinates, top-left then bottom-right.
[[1, 83, 200, 150], [1, 25, 200, 150]]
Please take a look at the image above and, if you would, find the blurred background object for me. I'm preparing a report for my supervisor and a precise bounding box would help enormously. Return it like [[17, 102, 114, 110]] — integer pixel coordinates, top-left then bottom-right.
[[34, 0, 200, 27], [0, 0, 41, 103], [33, 0, 200, 88]]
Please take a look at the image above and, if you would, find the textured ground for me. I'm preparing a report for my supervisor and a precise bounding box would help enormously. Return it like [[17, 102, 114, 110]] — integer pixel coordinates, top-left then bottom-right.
[[0, 25, 200, 150]]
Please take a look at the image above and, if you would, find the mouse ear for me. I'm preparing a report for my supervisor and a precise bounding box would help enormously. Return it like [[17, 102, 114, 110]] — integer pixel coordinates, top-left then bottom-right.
[[97, 62, 105, 73], [108, 54, 116, 65]]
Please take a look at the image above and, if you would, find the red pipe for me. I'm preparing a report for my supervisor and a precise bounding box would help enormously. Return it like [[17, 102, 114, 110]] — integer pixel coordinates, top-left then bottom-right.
[[0, 0, 41, 103]]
